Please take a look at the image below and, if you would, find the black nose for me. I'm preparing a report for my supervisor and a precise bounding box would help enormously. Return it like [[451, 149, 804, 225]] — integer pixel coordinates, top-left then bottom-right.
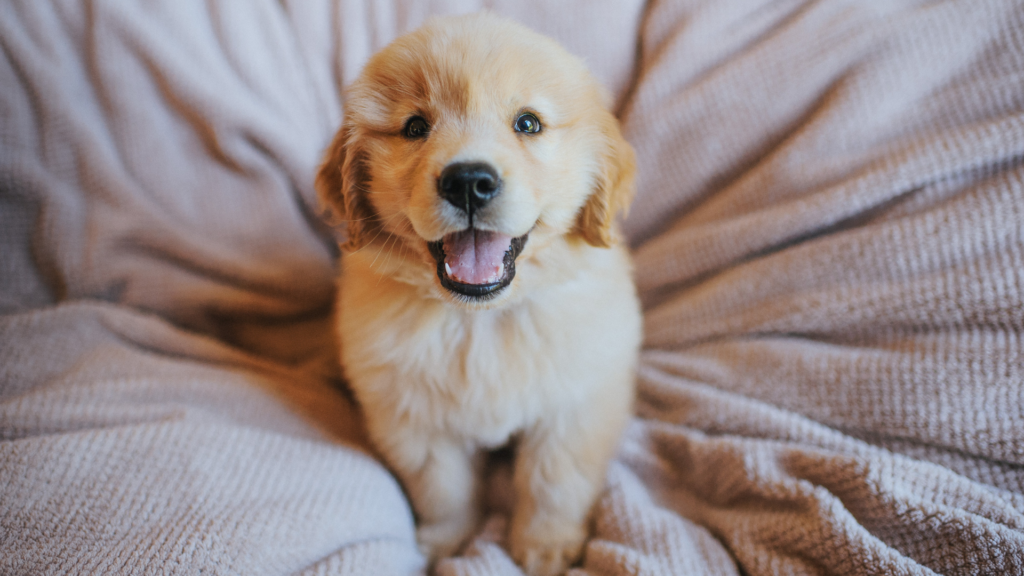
[[438, 162, 501, 213]]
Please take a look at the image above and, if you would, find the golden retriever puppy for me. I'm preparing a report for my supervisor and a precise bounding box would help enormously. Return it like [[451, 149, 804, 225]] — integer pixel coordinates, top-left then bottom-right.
[[316, 13, 641, 576]]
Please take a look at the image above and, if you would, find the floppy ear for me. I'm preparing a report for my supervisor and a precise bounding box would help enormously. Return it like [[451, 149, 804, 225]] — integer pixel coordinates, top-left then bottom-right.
[[316, 122, 376, 252], [573, 113, 636, 248]]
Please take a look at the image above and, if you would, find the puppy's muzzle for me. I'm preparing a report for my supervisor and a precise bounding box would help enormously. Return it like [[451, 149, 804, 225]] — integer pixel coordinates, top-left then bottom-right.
[[438, 162, 500, 218], [430, 162, 527, 300]]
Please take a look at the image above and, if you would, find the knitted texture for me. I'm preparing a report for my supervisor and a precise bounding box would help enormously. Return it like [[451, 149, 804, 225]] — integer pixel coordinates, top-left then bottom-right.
[[1, 0, 1022, 574]]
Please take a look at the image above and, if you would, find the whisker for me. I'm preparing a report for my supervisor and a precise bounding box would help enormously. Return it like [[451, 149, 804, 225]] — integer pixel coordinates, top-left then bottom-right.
[[343, 211, 406, 256], [374, 233, 401, 288], [367, 228, 395, 269]]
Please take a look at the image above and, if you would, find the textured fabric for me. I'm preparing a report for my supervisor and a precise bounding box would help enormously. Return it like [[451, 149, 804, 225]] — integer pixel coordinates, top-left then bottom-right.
[[1, 0, 1022, 575]]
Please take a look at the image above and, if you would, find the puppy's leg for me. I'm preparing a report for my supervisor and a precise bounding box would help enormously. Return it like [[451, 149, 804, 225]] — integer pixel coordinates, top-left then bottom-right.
[[509, 392, 630, 576], [375, 426, 481, 561]]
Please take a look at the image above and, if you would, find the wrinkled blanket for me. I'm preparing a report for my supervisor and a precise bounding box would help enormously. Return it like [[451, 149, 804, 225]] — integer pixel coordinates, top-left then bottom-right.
[[1, 1, 1022, 575]]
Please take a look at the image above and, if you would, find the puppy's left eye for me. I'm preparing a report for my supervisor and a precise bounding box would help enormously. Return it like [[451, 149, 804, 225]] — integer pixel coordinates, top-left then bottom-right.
[[514, 113, 541, 134]]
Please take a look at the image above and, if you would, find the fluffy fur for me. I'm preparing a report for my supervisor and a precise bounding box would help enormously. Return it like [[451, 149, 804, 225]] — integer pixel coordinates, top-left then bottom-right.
[[316, 13, 641, 576]]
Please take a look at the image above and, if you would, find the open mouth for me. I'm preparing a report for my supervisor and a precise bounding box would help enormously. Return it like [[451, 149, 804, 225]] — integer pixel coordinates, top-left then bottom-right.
[[427, 229, 528, 299]]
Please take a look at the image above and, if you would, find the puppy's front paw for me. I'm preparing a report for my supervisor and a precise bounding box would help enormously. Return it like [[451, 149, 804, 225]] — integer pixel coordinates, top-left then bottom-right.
[[416, 517, 476, 562], [509, 523, 586, 576]]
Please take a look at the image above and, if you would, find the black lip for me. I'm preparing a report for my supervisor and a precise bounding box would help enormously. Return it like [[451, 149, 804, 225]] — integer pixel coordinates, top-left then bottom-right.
[[427, 233, 528, 300]]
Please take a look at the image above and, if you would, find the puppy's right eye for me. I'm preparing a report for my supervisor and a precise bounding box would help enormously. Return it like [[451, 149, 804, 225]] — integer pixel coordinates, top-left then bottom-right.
[[404, 116, 430, 139]]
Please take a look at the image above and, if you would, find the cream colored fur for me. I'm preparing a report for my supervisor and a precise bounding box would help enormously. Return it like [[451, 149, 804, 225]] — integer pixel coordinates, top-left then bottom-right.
[[317, 13, 641, 576]]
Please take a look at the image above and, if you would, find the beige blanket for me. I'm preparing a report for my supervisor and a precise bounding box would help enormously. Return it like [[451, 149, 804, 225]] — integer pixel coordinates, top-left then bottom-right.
[[1, 1, 1021, 574]]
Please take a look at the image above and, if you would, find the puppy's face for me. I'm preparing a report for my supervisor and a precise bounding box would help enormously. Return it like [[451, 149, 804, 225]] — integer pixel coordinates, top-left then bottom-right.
[[318, 14, 634, 308]]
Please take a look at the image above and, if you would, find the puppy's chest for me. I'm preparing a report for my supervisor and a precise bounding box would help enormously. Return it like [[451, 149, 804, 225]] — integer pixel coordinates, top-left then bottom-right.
[[344, 299, 581, 444]]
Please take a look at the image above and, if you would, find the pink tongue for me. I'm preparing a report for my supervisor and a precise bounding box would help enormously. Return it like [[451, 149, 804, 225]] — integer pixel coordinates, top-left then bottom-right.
[[443, 229, 512, 285]]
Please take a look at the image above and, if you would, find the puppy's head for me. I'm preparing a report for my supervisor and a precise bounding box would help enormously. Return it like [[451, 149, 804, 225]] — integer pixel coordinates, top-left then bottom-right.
[[318, 13, 634, 307]]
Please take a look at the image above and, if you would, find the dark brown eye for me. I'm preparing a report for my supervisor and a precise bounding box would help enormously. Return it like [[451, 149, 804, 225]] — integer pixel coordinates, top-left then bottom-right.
[[514, 112, 541, 134], [404, 116, 430, 139]]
